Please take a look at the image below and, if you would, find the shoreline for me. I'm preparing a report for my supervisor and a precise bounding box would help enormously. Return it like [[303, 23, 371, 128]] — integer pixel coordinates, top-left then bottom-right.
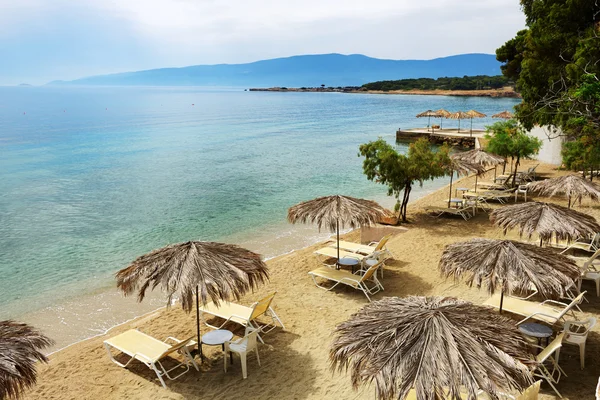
[[16, 180, 447, 353], [26, 160, 600, 400], [248, 87, 521, 98]]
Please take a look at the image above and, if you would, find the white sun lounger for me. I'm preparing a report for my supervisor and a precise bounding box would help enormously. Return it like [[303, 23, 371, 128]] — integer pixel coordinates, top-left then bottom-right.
[[198, 292, 284, 343], [483, 292, 585, 325], [103, 329, 198, 388], [326, 234, 392, 259], [308, 259, 384, 302], [425, 206, 473, 221]]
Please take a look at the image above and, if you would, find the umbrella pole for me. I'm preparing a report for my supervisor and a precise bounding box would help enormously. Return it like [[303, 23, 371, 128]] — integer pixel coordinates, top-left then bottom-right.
[[196, 286, 202, 359], [470, 118, 473, 137], [568, 196, 571, 209], [448, 172, 454, 208], [475, 174, 478, 193], [458, 119, 461, 133], [499, 291, 504, 314], [428, 115, 431, 127], [336, 219, 340, 270], [440, 117, 443, 129]]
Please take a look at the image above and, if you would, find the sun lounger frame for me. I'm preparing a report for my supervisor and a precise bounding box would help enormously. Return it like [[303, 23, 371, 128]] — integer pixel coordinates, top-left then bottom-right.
[[308, 261, 384, 302], [483, 292, 585, 325], [103, 329, 198, 388], [198, 292, 284, 343]]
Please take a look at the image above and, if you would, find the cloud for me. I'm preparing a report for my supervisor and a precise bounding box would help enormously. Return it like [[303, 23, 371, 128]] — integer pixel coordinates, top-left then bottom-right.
[[0, 0, 526, 84]]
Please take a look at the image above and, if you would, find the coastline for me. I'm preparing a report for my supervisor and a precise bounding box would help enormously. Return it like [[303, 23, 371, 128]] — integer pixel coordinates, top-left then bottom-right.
[[24, 160, 600, 400], [248, 87, 521, 98], [17, 179, 447, 354]]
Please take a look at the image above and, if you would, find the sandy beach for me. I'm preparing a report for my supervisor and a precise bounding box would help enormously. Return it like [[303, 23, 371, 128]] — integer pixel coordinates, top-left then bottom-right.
[[24, 160, 600, 400]]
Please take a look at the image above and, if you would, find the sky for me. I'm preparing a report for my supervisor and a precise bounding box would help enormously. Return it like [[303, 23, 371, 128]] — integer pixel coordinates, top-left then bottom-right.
[[0, 0, 526, 85]]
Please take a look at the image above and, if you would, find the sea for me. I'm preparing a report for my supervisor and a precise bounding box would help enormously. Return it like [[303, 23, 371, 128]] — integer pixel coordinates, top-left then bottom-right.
[[0, 86, 520, 351]]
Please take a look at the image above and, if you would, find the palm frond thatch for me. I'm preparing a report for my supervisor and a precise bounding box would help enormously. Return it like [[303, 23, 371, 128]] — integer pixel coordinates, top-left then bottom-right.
[[330, 296, 533, 400], [490, 201, 600, 244], [528, 175, 600, 207], [439, 238, 579, 299], [492, 111, 514, 119], [435, 109, 451, 118], [448, 156, 487, 176], [116, 241, 269, 311], [447, 111, 470, 120], [452, 149, 505, 167], [466, 110, 487, 118], [0, 321, 53, 400], [287, 195, 389, 232], [416, 110, 437, 118]]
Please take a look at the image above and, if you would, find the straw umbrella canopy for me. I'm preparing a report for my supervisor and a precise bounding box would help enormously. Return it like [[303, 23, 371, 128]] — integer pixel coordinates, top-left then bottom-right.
[[527, 174, 600, 208], [452, 149, 505, 190], [416, 110, 438, 127], [435, 109, 451, 129], [466, 110, 487, 136], [0, 321, 53, 400], [447, 111, 470, 133], [116, 241, 269, 356], [330, 296, 533, 400], [439, 238, 580, 312], [492, 111, 514, 119], [288, 195, 389, 264], [446, 156, 487, 206], [490, 201, 600, 245]]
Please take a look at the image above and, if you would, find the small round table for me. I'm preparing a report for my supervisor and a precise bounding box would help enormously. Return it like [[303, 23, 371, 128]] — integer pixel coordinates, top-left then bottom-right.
[[455, 187, 469, 197], [337, 257, 360, 272], [449, 198, 464, 208], [201, 329, 234, 363], [518, 322, 553, 348]]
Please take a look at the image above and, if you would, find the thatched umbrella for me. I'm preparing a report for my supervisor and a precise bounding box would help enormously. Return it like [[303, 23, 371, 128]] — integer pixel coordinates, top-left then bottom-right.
[[528, 175, 600, 208], [330, 296, 533, 400], [288, 195, 389, 265], [492, 111, 514, 119], [452, 148, 505, 190], [446, 156, 487, 207], [116, 241, 269, 356], [0, 321, 53, 400], [416, 110, 438, 127], [490, 201, 600, 246], [435, 109, 451, 129], [466, 110, 487, 136], [447, 111, 470, 133], [439, 238, 580, 312]]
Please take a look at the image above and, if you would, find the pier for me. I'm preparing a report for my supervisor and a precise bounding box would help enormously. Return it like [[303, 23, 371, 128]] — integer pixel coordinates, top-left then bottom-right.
[[396, 127, 486, 147]]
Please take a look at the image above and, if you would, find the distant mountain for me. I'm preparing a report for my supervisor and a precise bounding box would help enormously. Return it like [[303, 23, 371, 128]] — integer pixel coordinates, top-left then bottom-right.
[[48, 53, 502, 87]]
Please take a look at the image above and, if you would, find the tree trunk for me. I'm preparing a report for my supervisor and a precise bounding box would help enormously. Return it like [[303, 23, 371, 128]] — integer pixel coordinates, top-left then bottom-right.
[[502, 159, 507, 174], [400, 182, 412, 222], [511, 156, 521, 187]]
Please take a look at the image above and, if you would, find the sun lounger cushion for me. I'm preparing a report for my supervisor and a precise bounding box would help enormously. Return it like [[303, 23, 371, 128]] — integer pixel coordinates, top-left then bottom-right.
[[483, 294, 566, 324], [105, 329, 171, 362], [309, 266, 362, 288], [314, 246, 366, 260], [199, 302, 254, 325]]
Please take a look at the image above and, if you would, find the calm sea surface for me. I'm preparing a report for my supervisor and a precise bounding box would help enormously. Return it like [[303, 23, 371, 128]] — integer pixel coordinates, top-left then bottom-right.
[[0, 86, 520, 349]]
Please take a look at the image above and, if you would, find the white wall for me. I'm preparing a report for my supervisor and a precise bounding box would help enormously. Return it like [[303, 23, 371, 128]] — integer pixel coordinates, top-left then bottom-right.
[[527, 125, 564, 165]]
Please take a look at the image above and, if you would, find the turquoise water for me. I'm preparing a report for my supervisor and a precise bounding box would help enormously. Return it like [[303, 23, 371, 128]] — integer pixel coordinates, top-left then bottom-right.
[[0, 86, 519, 338]]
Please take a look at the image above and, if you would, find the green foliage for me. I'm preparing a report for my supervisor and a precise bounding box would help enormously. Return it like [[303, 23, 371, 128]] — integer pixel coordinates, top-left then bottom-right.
[[485, 120, 542, 183], [496, 0, 600, 138], [358, 138, 450, 222], [361, 75, 512, 91], [562, 137, 600, 178]]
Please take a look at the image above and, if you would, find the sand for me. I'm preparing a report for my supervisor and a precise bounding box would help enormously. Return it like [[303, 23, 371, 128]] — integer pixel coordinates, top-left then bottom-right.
[[24, 160, 600, 400]]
